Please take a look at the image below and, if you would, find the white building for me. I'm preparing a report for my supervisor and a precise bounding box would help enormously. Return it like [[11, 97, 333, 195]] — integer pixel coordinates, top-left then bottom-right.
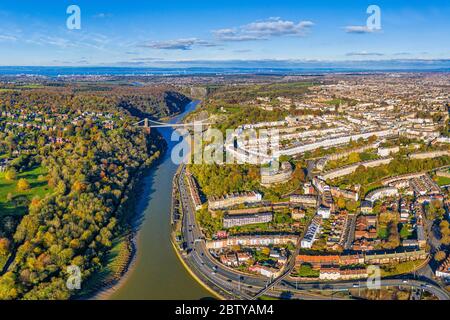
[[208, 191, 262, 210], [290, 194, 318, 207], [275, 129, 396, 157], [319, 268, 341, 280], [261, 161, 293, 186], [223, 212, 273, 228], [365, 187, 399, 202], [317, 206, 331, 219], [301, 216, 322, 248]]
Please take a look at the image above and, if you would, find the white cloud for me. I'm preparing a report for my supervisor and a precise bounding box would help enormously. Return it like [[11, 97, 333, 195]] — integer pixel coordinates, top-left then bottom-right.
[[213, 17, 314, 41], [25, 35, 77, 48], [0, 34, 17, 42], [130, 57, 162, 62], [346, 51, 384, 56], [93, 13, 112, 18], [212, 29, 263, 41], [344, 26, 377, 34], [140, 38, 217, 50]]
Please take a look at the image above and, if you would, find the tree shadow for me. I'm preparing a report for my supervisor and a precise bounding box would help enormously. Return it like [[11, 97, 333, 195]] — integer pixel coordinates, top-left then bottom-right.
[[29, 181, 48, 189], [0, 202, 26, 216]]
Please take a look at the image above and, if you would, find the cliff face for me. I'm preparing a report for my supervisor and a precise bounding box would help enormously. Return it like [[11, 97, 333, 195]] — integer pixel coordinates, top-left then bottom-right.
[[118, 90, 192, 119], [163, 91, 192, 116]]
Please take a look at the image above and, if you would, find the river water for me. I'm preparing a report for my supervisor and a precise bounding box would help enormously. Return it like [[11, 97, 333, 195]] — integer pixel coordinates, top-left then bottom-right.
[[111, 100, 212, 299]]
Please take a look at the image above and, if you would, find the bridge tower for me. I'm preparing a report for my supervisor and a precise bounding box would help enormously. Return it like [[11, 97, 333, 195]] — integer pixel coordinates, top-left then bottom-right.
[[143, 118, 151, 134]]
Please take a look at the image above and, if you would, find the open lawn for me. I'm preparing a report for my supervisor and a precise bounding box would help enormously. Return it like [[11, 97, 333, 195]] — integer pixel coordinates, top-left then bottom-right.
[[0, 166, 52, 216], [19, 84, 45, 89], [380, 259, 427, 277], [436, 176, 450, 186]]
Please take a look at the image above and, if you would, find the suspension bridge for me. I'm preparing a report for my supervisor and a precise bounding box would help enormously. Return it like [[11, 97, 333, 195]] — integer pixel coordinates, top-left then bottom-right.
[[133, 118, 212, 128]]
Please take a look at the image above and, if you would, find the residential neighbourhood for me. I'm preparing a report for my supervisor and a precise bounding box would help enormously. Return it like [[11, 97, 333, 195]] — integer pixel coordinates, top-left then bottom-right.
[[175, 73, 450, 300]]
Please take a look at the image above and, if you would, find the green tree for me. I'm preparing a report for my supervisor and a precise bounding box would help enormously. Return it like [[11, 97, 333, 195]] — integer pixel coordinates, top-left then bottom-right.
[[348, 152, 361, 163], [6, 192, 14, 202], [345, 200, 358, 212], [399, 224, 410, 239]]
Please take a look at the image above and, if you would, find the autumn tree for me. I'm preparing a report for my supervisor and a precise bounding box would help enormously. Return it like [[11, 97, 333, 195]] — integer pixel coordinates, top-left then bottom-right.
[[440, 221, 450, 245], [72, 181, 87, 193], [5, 168, 17, 181], [435, 251, 447, 262], [337, 197, 346, 209], [0, 238, 10, 256], [17, 178, 30, 191]]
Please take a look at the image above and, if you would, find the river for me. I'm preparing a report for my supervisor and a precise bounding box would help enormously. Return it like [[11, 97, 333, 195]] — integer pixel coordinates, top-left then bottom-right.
[[110, 100, 212, 300]]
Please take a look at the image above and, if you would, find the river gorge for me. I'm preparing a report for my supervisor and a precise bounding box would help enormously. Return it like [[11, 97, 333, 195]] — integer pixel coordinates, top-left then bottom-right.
[[111, 100, 211, 299]]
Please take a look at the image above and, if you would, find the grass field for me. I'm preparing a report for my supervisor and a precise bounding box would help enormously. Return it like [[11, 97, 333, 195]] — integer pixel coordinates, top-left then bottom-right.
[[19, 84, 45, 89], [380, 259, 427, 277], [324, 98, 344, 105], [0, 166, 52, 216], [436, 176, 450, 186]]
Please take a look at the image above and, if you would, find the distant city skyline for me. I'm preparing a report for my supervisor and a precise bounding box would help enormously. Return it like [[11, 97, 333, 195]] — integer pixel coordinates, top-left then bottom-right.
[[0, 0, 449, 67]]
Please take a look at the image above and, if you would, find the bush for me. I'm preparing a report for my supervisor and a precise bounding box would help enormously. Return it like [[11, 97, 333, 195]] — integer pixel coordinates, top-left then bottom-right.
[[296, 263, 320, 278]]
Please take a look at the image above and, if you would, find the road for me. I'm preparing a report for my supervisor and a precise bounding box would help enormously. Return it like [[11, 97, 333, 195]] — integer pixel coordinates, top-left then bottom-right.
[[177, 165, 263, 299], [175, 165, 450, 301], [344, 214, 357, 250], [281, 277, 450, 300]]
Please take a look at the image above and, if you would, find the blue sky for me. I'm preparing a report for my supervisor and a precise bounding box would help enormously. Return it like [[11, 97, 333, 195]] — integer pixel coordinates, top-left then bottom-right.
[[0, 0, 449, 66]]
